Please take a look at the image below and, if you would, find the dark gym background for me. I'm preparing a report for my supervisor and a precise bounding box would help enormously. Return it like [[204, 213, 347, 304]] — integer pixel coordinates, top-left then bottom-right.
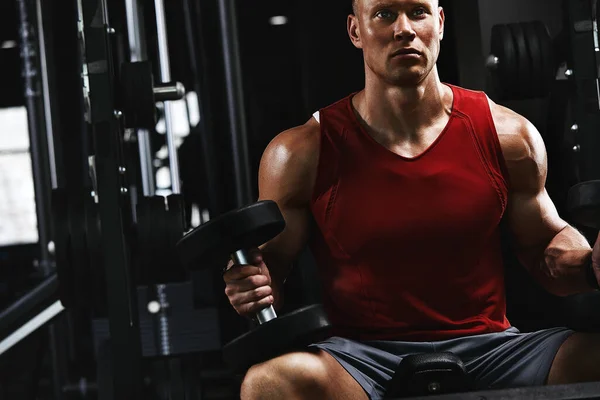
[[0, 0, 596, 398]]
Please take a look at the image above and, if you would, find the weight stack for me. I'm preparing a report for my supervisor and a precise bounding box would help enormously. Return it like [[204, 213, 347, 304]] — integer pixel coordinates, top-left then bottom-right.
[[134, 195, 188, 285], [91, 281, 222, 358]]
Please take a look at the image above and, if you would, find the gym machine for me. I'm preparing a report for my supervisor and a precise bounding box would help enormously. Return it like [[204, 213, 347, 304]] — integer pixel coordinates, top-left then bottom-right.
[[487, 1, 600, 229], [49, 0, 226, 398], [1, 0, 228, 398]]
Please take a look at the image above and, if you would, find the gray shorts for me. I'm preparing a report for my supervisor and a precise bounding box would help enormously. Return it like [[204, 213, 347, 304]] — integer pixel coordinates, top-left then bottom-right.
[[309, 327, 574, 399]]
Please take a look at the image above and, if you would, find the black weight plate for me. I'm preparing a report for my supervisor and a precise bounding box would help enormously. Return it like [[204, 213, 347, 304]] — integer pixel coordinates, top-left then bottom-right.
[[567, 180, 600, 230], [491, 24, 517, 100], [121, 61, 156, 130], [533, 21, 555, 95], [176, 201, 285, 270], [509, 23, 532, 99], [222, 304, 332, 372], [522, 22, 544, 97]]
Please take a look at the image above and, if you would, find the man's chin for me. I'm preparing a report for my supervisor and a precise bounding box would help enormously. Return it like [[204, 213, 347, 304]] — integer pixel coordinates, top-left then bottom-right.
[[387, 73, 423, 87]]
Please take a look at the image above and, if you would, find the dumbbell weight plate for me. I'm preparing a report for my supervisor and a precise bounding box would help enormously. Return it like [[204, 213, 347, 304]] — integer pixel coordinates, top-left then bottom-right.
[[522, 22, 544, 97], [567, 180, 600, 230], [509, 23, 532, 99], [177, 201, 285, 269], [222, 304, 332, 372], [534, 21, 555, 93], [490, 24, 518, 100]]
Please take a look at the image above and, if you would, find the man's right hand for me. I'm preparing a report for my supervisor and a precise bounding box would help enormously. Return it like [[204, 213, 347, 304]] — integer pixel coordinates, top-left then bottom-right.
[[223, 250, 275, 318]]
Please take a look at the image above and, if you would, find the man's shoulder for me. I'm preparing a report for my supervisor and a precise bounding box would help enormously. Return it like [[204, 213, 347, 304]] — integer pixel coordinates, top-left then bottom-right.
[[260, 118, 321, 177], [269, 117, 321, 155], [485, 96, 546, 168], [486, 97, 528, 135], [258, 118, 321, 204]]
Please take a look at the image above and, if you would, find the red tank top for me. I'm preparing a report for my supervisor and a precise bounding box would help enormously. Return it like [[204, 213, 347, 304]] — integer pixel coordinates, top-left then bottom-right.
[[309, 85, 512, 341]]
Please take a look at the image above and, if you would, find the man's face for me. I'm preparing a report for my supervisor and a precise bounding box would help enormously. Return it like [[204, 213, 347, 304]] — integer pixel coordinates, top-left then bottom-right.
[[348, 0, 445, 87]]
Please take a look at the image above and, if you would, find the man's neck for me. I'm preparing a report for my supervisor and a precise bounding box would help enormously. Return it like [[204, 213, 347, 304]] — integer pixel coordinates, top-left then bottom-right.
[[353, 70, 451, 143]]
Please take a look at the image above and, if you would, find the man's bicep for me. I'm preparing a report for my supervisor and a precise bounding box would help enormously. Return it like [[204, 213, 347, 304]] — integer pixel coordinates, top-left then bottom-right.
[[495, 102, 566, 251], [506, 189, 566, 251], [255, 123, 319, 272]]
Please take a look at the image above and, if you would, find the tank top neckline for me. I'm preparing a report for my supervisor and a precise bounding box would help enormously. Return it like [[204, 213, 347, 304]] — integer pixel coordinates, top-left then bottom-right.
[[344, 84, 458, 162]]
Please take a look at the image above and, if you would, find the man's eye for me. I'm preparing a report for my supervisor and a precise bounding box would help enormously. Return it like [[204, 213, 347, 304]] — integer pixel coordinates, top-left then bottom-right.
[[376, 10, 395, 20], [412, 8, 427, 17]]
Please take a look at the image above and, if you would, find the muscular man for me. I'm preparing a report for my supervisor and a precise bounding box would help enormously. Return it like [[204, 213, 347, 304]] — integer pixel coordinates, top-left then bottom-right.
[[224, 0, 600, 398]]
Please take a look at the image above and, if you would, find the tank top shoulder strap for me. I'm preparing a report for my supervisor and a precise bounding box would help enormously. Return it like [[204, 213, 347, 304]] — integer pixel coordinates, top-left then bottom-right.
[[449, 84, 510, 210], [310, 94, 356, 204]]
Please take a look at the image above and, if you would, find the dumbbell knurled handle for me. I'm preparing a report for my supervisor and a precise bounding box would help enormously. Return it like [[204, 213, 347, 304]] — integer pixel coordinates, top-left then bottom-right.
[[232, 250, 277, 324]]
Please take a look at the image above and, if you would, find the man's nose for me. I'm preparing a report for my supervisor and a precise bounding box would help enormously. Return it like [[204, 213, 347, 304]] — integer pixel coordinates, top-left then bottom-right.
[[393, 14, 416, 41]]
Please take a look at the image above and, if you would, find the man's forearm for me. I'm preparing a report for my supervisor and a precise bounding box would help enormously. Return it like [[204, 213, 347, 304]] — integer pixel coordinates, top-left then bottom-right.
[[520, 225, 596, 297]]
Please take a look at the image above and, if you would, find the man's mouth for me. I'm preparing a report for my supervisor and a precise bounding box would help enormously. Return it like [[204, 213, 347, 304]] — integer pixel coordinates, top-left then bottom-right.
[[391, 48, 421, 57]]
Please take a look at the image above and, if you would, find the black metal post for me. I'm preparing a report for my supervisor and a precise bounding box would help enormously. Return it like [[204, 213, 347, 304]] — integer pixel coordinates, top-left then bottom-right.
[[182, 0, 223, 217], [15, 1, 65, 399], [217, 0, 254, 208], [80, 0, 143, 397], [15, 0, 54, 275]]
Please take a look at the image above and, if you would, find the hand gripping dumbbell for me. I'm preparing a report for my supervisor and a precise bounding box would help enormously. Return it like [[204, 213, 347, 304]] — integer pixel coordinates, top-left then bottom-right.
[[567, 180, 600, 290], [176, 201, 331, 371]]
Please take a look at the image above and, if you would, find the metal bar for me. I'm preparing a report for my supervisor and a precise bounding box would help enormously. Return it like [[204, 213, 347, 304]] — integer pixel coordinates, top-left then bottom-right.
[[217, 0, 253, 207], [0, 301, 64, 356], [181, 0, 223, 216], [137, 130, 155, 196], [124, 0, 155, 196], [124, 0, 145, 63], [154, 82, 185, 101], [16, 0, 54, 274], [0, 274, 58, 336], [36, 0, 58, 190], [153, 0, 181, 194]]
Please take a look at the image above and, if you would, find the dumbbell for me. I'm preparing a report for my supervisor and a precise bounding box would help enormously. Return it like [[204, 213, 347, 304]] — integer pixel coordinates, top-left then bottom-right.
[[176, 201, 331, 371], [567, 180, 600, 289]]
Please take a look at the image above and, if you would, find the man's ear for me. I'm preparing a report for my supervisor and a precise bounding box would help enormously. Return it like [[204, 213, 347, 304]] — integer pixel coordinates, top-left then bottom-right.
[[348, 14, 363, 49], [438, 7, 445, 40]]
